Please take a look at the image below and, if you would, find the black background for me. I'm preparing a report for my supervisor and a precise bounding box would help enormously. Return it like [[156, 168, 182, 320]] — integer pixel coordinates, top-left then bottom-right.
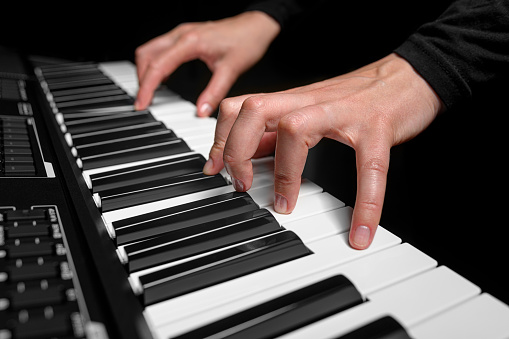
[[2, 0, 508, 306]]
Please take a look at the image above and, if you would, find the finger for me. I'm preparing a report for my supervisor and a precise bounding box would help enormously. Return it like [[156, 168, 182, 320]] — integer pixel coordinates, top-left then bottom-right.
[[203, 95, 249, 175], [136, 34, 179, 86], [223, 93, 314, 192], [196, 65, 238, 117], [135, 35, 199, 110], [273, 106, 329, 214], [349, 137, 391, 250]]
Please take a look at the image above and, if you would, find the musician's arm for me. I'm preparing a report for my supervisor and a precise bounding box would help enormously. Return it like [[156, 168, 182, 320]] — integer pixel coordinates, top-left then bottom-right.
[[394, 0, 509, 110], [205, 0, 509, 250]]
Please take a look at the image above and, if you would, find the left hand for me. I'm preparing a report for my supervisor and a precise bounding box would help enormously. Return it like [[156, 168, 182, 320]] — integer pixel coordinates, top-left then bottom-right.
[[203, 53, 443, 249]]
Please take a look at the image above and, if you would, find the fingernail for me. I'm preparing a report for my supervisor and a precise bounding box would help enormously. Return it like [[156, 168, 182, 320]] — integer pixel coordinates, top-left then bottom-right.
[[352, 225, 371, 248], [199, 103, 213, 116], [232, 177, 245, 191], [274, 193, 288, 214], [203, 158, 214, 174]]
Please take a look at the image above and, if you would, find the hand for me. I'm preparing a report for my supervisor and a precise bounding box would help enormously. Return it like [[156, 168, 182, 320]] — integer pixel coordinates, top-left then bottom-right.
[[134, 11, 280, 116], [203, 53, 443, 249]]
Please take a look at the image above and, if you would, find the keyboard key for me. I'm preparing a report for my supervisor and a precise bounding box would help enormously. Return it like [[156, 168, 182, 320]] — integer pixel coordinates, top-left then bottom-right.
[[98, 172, 227, 212], [89, 153, 207, 193], [122, 208, 280, 272], [178, 275, 363, 339], [113, 192, 259, 245], [140, 231, 311, 305]]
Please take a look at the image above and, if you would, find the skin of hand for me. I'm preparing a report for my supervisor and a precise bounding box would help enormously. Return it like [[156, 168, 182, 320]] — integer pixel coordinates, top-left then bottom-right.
[[134, 11, 281, 116], [203, 53, 444, 250]]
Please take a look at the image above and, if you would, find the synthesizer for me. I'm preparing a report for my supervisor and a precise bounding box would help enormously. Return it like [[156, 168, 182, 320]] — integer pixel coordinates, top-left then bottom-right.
[[1, 47, 509, 339]]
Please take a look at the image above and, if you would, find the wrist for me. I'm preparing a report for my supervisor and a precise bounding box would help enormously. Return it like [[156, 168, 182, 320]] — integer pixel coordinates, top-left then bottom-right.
[[239, 10, 281, 40]]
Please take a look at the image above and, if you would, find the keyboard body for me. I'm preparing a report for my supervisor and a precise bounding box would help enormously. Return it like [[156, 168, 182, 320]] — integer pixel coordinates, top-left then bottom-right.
[[1, 47, 508, 339]]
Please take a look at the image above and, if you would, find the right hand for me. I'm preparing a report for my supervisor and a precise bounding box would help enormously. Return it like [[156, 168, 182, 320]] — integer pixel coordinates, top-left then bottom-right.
[[134, 11, 281, 116]]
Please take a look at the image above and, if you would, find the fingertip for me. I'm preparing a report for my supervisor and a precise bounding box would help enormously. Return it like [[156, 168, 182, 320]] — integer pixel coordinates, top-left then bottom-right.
[[274, 193, 290, 214], [349, 225, 374, 250], [198, 103, 214, 117], [202, 157, 216, 175]]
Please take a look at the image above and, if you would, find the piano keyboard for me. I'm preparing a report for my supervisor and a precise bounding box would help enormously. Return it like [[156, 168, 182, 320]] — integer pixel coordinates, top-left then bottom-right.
[[1, 51, 508, 339]]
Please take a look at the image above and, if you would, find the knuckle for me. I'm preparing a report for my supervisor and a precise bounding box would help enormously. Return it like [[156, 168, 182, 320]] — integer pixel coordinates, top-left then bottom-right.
[[180, 31, 200, 45], [241, 96, 267, 113], [279, 113, 308, 136], [218, 98, 238, 116]]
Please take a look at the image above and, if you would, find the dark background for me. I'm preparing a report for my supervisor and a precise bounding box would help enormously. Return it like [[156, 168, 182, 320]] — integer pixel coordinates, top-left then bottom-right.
[[2, 0, 507, 305]]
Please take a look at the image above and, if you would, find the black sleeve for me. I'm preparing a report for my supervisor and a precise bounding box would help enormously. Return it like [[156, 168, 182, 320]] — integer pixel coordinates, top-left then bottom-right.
[[395, 0, 509, 110], [244, 0, 320, 29]]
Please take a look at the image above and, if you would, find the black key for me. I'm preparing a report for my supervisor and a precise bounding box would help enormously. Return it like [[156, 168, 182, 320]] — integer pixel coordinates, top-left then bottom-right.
[[99, 172, 227, 212], [57, 94, 134, 113], [39, 62, 96, 75], [124, 208, 280, 272], [44, 71, 107, 84], [52, 88, 126, 103], [177, 275, 363, 339], [140, 231, 311, 305], [46, 77, 114, 91], [42, 67, 103, 80], [75, 130, 177, 157], [113, 192, 258, 245], [70, 122, 169, 147], [335, 316, 412, 339], [64, 111, 156, 135], [50, 84, 120, 97], [90, 153, 207, 193], [79, 137, 191, 170]]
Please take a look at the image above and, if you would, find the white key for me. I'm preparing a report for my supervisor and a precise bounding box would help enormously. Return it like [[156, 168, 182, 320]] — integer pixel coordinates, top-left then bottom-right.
[[409, 293, 509, 339], [159, 116, 217, 134], [145, 226, 401, 334], [279, 266, 481, 339], [149, 101, 197, 120], [268, 192, 344, 226], [186, 134, 215, 150], [177, 126, 214, 140], [98, 61, 137, 80], [284, 206, 352, 243], [151, 243, 435, 338]]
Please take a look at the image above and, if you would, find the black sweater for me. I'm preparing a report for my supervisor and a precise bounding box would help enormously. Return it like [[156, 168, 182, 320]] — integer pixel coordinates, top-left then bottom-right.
[[246, 0, 509, 110]]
